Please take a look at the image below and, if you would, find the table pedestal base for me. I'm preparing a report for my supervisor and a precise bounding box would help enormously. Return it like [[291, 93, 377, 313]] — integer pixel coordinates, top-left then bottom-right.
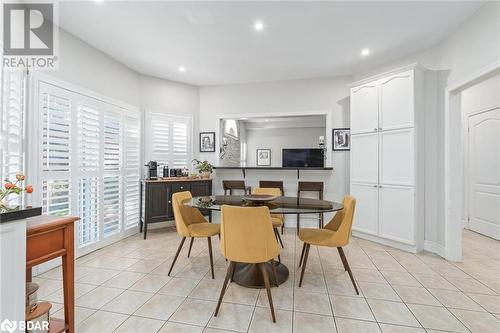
[[232, 262, 289, 289]]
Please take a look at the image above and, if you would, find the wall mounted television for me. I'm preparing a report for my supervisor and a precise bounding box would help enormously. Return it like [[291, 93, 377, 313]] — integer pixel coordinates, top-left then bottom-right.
[[282, 148, 324, 168]]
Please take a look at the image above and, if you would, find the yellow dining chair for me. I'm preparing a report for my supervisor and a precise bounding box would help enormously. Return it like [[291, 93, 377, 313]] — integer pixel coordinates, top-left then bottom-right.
[[252, 187, 284, 248], [168, 191, 220, 279], [215, 205, 280, 322], [297, 196, 358, 294]]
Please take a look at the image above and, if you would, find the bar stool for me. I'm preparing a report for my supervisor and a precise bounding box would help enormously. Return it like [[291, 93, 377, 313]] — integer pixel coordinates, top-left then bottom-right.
[[259, 181, 285, 234], [296, 181, 324, 234], [223, 180, 251, 195]]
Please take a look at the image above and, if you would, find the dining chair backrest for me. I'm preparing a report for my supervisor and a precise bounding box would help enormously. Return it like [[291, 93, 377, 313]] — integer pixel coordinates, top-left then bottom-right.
[[172, 191, 206, 237], [252, 187, 282, 196], [220, 205, 279, 263], [223, 180, 247, 195], [259, 181, 284, 194], [324, 196, 356, 247]]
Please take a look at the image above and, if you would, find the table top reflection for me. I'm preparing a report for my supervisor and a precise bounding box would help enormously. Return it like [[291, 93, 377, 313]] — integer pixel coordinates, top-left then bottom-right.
[[186, 195, 343, 214]]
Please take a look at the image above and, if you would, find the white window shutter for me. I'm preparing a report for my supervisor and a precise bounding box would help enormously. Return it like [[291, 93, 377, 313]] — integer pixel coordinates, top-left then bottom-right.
[[103, 175, 121, 237], [172, 120, 189, 168], [42, 179, 71, 216], [124, 112, 141, 230], [78, 177, 99, 247], [78, 106, 100, 171], [103, 112, 121, 171], [150, 116, 170, 165]]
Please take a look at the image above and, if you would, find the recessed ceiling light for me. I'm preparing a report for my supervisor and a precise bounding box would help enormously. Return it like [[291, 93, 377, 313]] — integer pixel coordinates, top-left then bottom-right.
[[178, 66, 186, 72], [254, 21, 264, 32], [361, 48, 371, 57]]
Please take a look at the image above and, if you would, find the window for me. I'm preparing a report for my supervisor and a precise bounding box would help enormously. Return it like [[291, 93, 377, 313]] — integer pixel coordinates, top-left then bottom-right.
[[145, 112, 192, 169], [0, 69, 26, 206], [36, 80, 141, 254]]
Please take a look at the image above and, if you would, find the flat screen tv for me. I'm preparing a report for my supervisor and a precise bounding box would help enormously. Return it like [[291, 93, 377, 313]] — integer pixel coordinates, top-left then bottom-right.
[[282, 149, 324, 168]]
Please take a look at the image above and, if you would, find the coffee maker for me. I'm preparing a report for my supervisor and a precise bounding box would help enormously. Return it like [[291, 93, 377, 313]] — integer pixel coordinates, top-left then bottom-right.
[[144, 161, 158, 180]]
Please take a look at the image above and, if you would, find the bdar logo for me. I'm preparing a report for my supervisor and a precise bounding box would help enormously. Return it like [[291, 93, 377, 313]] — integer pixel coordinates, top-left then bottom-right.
[[3, 3, 54, 56], [0, 319, 16, 333]]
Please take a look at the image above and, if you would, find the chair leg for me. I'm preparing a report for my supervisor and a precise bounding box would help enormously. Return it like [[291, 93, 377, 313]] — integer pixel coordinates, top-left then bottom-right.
[[271, 260, 279, 287], [207, 237, 215, 279], [187, 238, 194, 258], [281, 225, 284, 235], [296, 214, 300, 235], [277, 255, 281, 263], [298, 244, 310, 287], [215, 261, 235, 317], [168, 237, 186, 276], [337, 247, 359, 295], [298, 243, 306, 268], [274, 228, 284, 248], [259, 263, 276, 323]]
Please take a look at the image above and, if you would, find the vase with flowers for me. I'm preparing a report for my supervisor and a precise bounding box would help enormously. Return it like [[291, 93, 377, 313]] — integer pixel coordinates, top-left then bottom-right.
[[0, 173, 34, 210]]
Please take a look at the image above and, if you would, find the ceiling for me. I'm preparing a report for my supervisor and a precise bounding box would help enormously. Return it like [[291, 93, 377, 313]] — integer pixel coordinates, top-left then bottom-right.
[[58, 1, 483, 86]]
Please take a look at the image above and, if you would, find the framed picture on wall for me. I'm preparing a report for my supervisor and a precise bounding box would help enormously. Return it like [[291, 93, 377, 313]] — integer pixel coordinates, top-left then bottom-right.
[[256, 149, 271, 166], [199, 132, 216, 152], [332, 128, 350, 151]]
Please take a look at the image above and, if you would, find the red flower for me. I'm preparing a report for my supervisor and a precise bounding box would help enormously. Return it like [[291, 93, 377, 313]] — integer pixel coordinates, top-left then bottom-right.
[[25, 185, 33, 193], [4, 183, 13, 190], [16, 174, 25, 181]]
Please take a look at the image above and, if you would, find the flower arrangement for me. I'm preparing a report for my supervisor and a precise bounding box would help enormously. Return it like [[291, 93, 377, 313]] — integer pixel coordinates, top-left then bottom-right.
[[192, 159, 214, 178], [0, 173, 33, 208]]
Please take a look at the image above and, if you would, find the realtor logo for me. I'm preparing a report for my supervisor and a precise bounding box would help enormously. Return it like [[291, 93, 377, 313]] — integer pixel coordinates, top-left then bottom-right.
[[2, 1, 59, 69], [0, 319, 16, 333]]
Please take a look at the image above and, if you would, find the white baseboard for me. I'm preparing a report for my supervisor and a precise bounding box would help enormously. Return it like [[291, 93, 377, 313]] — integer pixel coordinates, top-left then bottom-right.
[[423, 240, 446, 258], [352, 230, 417, 253]]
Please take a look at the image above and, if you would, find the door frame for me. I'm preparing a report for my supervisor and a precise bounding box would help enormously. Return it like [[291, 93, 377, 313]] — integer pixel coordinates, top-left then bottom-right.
[[444, 61, 500, 261]]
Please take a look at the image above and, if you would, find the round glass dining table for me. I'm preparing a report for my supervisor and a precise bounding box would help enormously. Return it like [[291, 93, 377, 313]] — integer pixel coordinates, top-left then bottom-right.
[[186, 195, 343, 289]]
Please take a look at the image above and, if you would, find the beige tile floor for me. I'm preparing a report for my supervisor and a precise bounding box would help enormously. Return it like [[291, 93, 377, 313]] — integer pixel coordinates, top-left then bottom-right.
[[36, 228, 500, 333]]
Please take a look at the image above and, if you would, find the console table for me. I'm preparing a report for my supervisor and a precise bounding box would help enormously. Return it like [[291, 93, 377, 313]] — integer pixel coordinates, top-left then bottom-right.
[[26, 215, 79, 333], [140, 178, 212, 239]]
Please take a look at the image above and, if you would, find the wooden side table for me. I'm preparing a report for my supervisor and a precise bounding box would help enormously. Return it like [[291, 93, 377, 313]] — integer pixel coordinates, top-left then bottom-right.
[[26, 215, 79, 333]]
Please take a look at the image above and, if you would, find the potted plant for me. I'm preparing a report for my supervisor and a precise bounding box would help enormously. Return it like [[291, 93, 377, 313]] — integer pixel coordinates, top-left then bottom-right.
[[192, 159, 214, 179], [0, 173, 34, 209]]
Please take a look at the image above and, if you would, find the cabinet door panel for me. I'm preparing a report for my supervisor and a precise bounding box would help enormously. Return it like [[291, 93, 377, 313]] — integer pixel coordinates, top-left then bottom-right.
[[379, 186, 414, 245], [380, 72, 413, 130], [191, 183, 211, 196], [351, 133, 379, 184], [380, 129, 414, 186], [351, 84, 379, 134], [351, 183, 378, 235]]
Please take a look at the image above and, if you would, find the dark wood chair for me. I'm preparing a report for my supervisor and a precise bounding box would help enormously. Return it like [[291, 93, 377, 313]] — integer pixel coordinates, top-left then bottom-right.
[[296, 181, 324, 234], [259, 180, 285, 234], [222, 180, 251, 195]]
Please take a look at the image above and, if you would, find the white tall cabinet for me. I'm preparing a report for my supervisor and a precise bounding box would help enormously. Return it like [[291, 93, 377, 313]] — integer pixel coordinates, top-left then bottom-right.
[[350, 66, 425, 252]]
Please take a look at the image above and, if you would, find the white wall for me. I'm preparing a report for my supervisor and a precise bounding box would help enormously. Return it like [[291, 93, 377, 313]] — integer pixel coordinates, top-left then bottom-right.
[[245, 127, 325, 167]]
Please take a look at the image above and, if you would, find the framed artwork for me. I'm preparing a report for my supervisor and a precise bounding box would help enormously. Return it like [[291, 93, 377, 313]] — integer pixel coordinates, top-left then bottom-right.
[[256, 149, 271, 166], [332, 128, 350, 151], [199, 132, 216, 152]]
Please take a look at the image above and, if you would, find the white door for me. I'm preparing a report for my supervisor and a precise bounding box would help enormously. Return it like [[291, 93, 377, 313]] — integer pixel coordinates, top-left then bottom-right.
[[379, 185, 415, 245], [380, 71, 414, 130], [351, 133, 379, 184], [351, 84, 379, 134], [379, 128, 414, 186], [351, 183, 379, 235], [468, 108, 500, 240]]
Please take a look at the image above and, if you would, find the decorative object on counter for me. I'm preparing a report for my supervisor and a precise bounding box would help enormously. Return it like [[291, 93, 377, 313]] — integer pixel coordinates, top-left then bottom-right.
[[0, 173, 33, 209], [200, 131, 216, 152], [332, 128, 350, 151], [256, 149, 271, 166], [192, 159, 214, 179], [26, 282, 39, 314], [25, 301, 51, 333], [318, 135, 327, 161]]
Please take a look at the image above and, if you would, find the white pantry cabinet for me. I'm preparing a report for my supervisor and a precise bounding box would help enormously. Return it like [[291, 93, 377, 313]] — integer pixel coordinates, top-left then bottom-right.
[[350, 65, 426, 252]]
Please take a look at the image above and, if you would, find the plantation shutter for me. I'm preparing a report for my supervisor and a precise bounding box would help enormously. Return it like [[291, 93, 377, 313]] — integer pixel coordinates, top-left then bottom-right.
[[123, 112, 141, 230], [146, 112, 191, 169], [0, 69, 26, 205], [172, 120, 190, 168]]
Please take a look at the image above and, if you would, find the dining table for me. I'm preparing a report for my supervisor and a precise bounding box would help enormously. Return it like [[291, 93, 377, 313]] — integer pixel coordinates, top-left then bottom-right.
[[186, 195, 343, 289]]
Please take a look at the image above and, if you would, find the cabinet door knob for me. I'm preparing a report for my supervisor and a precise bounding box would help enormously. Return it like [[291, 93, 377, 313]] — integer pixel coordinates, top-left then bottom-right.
[[373, 128, 378, 132], [379, 127, 382, 131], [168, 200, 171, 203], [180, 186, 184, 189], [379, 185, 383, 188], [373, 185, 378, 188]]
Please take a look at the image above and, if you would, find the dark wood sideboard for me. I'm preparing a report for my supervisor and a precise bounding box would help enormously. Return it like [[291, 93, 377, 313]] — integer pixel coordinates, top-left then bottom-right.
[[140, 178, 212, 239]]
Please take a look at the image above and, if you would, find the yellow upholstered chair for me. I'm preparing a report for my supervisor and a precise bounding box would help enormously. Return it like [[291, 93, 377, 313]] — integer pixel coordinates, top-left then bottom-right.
[[252, 187, 284, 248], [168, 191, 220, 278], [215, 205, 280, 322], [297, 196, 358, 294]]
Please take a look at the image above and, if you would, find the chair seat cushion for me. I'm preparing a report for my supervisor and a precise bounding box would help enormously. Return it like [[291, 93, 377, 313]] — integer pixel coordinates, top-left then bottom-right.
[[188, 223, 220, 237], [271, 216, 284, 228], [298, 228, 336, 246]]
